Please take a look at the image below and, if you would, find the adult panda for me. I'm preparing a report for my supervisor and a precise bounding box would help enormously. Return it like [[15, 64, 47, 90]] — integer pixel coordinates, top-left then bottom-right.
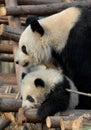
[[15, 6, 91, 109], [21, 69, 79, 118]]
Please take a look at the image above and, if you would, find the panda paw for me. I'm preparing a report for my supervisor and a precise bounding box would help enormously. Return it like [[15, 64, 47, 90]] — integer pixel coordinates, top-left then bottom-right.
[[37, 106, 52, 119], [37, 108, 47, 119]]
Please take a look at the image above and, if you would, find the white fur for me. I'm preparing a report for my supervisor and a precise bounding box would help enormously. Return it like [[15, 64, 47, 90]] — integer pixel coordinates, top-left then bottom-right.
[[66, 77, 79, 109], [15, 7, 81, 68], [30, 64, 46, 72]]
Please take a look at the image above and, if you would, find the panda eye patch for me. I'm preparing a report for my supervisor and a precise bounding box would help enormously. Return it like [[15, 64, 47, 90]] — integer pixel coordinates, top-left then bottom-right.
[[34, 78, 45, 87], [21, 45, 28, 55], [27, 95, 35, 102]]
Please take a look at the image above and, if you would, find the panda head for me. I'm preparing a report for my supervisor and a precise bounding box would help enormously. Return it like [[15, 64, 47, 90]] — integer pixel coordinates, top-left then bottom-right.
[[15, 17, 51, 68], [21, 69, 63, 109], [21, 69, 79, 118], [15, 7, 81, 68]]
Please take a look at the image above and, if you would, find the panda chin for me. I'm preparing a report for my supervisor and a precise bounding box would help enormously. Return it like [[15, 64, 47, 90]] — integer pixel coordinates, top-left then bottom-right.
[[22, 100, 35, 110]]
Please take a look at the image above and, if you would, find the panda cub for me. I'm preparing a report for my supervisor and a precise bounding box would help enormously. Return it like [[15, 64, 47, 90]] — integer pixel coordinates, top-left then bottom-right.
[[21, 69, 78, 118]]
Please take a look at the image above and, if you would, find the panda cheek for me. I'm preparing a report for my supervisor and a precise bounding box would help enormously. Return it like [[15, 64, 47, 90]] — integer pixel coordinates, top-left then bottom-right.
[[22, 101, 34, 109]]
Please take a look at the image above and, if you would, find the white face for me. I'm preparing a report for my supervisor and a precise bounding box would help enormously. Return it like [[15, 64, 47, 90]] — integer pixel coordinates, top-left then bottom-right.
[[21, 77, 47, 109], [15, 25, 51, 68], [21, 69, 63, 109]]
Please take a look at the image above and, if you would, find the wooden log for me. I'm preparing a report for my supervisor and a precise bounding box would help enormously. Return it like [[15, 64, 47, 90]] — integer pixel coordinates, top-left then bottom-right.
[[0, 43, 14, 54], [18, 108, 42, 124], [0, 55, 14, 62], [0, 98, 22, 112], [0, 73, 17, 85], [46, 110, 91, 128], [0, 36, 10, 40], [24, 109, 42, 123], [0, 1, 91, 16], [0, 24, 21, 42], [60, 117, 83, 130], [18, 0, 61, 5], [0, 88, 8, 93], [5, 0, 24, 87], [0, 93, 17, 99], [0, 86, 18, 93], [46, 116, 61, 128], [0, 16, 25, 25], [0, 0, 61, 5], [0, 16, 9, 25], [5, 0, 22, 30], [60, 115, 91, 130], [0, 118, 11, 130]]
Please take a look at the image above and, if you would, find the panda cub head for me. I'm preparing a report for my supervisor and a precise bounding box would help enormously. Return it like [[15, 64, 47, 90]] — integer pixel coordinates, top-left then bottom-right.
[[21, 69, 79, 118], [15, 7, 81, 68]]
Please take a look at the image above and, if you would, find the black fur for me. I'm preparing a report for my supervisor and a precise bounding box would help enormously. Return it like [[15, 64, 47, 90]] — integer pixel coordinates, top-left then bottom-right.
[[52, 7, 91, 109], [16, 61, 19, 64], [25, 15, 39, 27], [37, 77, 70, 118], [21, 45, 28, 55], [30, 19, 44, 36], [23, 62, 29, 67], [34, 78, 45, 87], [27, 95, 35, 102], [21, 72, 27, 79]]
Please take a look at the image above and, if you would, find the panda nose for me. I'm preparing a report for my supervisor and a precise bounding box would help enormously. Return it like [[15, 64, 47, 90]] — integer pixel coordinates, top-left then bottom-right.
[[16, 61, 19, 64]]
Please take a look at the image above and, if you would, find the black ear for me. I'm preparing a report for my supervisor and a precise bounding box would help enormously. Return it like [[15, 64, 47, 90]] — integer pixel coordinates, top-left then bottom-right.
[[21, 72, 27, 80], [34, 78, 45, 87], [30, 19, 44, 36], [25, 15, 39, 27]]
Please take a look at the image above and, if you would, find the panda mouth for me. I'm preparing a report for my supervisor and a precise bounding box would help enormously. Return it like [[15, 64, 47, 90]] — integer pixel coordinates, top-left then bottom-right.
[[23, 62, 29, 67]]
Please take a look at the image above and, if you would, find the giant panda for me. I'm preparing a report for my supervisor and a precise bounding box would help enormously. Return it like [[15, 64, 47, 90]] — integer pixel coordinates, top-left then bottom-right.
[[21, 69, 79, 118], [15, 6, 91, 109]]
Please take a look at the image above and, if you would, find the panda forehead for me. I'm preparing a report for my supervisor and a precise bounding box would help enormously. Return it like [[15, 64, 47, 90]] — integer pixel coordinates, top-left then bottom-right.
[[19, 26, 42, 50], [22, 77, 45, 95], [23, 69, 63, 87], [19, 26, 32, 44]]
